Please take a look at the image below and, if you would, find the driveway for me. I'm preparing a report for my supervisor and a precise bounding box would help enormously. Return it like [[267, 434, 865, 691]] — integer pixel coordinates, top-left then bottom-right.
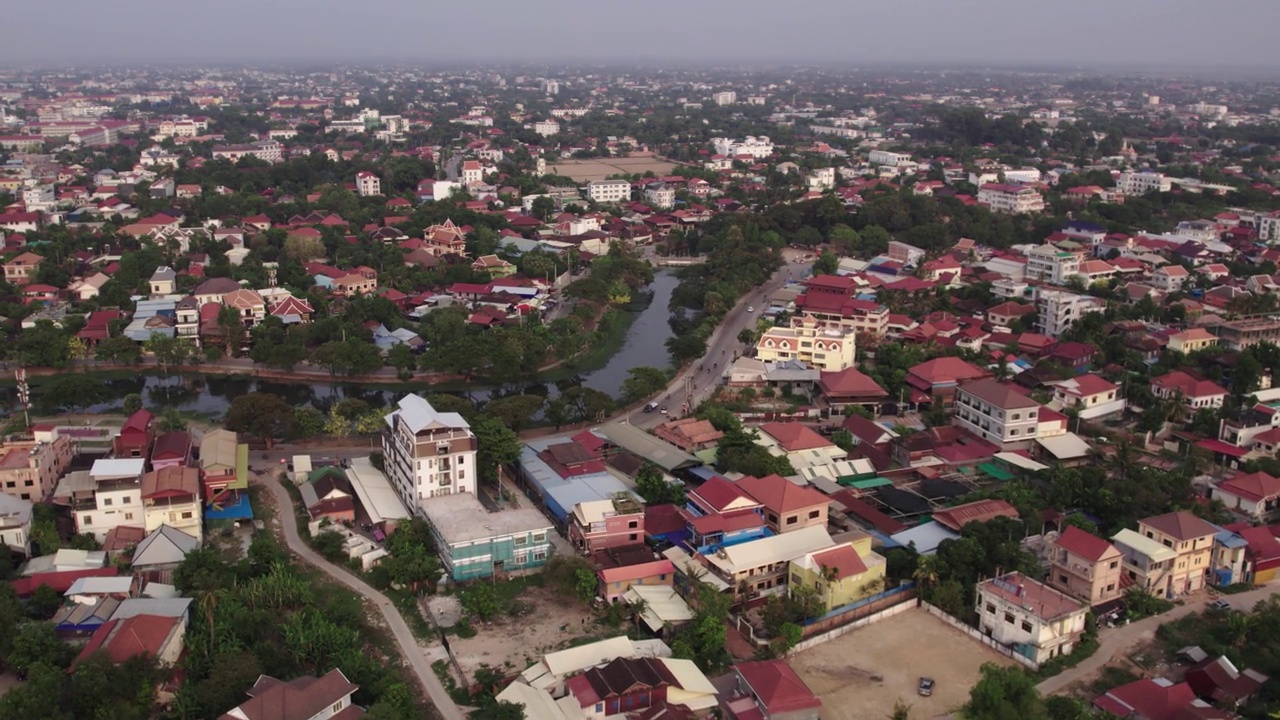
[[254, 472, 464, 720], [1037, 586, 1278, 696]]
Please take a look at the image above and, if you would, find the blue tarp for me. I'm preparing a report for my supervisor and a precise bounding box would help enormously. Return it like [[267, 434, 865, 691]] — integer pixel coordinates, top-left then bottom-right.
[[205, 492, 253, 520]]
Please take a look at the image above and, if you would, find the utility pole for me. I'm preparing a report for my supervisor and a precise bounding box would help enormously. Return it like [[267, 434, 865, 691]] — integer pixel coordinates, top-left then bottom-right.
[[15, 369, 29, 432]]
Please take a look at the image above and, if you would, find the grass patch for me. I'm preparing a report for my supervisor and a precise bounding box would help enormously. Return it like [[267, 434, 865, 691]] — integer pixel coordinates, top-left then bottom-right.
[[385, 588, 436, 641], [1216, 583, 1257, 595]]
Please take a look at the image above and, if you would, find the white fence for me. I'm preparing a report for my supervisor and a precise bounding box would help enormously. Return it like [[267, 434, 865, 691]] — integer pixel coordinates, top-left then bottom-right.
[[787, 596, 916, 654], [920, 602, 1039, 670]]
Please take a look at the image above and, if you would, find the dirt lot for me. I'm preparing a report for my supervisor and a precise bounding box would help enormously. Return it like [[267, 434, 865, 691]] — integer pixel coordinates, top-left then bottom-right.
[[443, 586, 601, 677], [546, 157, 678, 182], [0, 673, 21, 698], [790, 607, 1014, 720]]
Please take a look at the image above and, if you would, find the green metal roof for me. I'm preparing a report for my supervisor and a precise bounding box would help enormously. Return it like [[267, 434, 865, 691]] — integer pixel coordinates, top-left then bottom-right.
[[843, 476, 893, 489], [977, 462, 1014, 481]]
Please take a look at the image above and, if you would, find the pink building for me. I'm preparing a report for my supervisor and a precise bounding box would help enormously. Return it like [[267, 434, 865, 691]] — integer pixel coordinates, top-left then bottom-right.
[[568, 495, 646, 553]]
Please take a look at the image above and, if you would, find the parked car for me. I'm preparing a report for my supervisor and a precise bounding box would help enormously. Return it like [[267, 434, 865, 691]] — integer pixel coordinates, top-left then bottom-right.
[[918, 678, 935, 697], [747, 306, 755, 313], [1209, 599, 1232, 612], [643, 402, 658, 413]]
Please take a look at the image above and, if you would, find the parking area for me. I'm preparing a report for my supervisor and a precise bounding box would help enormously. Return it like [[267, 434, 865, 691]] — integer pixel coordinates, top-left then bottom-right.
[[789, 607, 1013, 720]]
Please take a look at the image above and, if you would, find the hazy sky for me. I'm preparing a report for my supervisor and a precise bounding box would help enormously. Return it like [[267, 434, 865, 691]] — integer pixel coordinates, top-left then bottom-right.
[[4, 0, 1280, 68]]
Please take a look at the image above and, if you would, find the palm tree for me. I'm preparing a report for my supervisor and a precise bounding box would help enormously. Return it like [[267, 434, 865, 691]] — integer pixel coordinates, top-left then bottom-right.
[[1225, 611, 1252, 649], [912, 556, 940, 591], [818, 563, 840, 611]]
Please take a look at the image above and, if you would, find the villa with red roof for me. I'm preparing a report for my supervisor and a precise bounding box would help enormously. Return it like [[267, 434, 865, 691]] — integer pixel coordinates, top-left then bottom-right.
[[74, 613, 185, 670], [794, 274, 889, 336], [817, 367, 888, 408], [976, 572, 1088, 664], [1093, 678, 1224, 720], [1051, 374, 1124, 419], [789, 531, 886, 611], [1211, 471, 1280, 524], [755, 422, 846, 470], [1151, 371, 1227, 410], [1047, 526, 1125, 607]]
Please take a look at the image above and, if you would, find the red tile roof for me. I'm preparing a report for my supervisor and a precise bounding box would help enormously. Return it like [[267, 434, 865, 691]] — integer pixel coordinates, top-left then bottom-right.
[[808, 544, 867, 579], [734, 661, 822, 714], [1055, 525, 1117, 562], [907, 357, 988, 387], [74, 614, 182, 667], [691, 476, 759, 514], [1216, 472, 1280, 503], [932, 499, 1019, 532], [1141, 511, 1219, 542], [737, 474, 829, 515], [758, 422, 833, 452]]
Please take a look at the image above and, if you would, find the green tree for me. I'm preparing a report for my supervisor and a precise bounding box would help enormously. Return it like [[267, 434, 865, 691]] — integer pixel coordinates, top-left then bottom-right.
[[224, 392, 296, 448], [621, 366, 668, 405], [635, 462, 687, 505], [93, 335, 141, 365], [484, 395, 544, 432], [472, 414, 521, 483], [122, 393, 143, 416], [387, 343, 416, 378], [15, 320, 70, 368], [962, 663, 1046, 720], [7, 622, 75, 674], [812, 251, 839, 276]]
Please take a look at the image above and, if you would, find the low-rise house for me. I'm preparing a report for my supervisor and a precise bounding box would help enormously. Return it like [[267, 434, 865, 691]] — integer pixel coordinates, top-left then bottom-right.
[[1186, 655, 1268, 708], [1050, 374, 1125, 420], [2, 251, 42, 286], [1046, 526, 1124, 607], [652, 418, 723, 453], [141, 466, 202, 541], [1113, 512, 1217, 598], [150, 430, 192, 471], [723, 660, 822, 720], [223, 288, 267, 326], [421, 492, 553, 580], [1167, 327, 1218, 354], [817, 367, 888, 409], [74, 613, 186, 670], [788, 531, 887, 611], [975, 572, 1089, 664], [56, 459, 147, 542], [569, 494, 646, 553], [218, 668, 364, 720], [596, 547, 675, 603], [1151, 371, 1227, 410], [199, 429, 248, 510], [906, 357, 990, 405], [932, 499, 1019, 532], [1093, 678, 1220, 720], [130, 524, 200, 573], [113, 409, 156, 459], [1211, 471, 1280, 524], [300, 467, 357, 525], [736, 473, 829, 535]]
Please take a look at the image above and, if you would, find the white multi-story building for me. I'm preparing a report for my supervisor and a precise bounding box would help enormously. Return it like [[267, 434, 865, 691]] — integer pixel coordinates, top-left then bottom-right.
[[1038, 288, 1105, 338], [713, 91, 737, 106], [586, 179, 632, 204], [64, 459, 147, 542], [211, 139, 283, 164], [712, 136, 774, 159], [21, 184, 55, 212], [1260, 211, 1280, 244], [461, 160, 484, 185], [1187, 102, 1228, 117], [953, 379, 1042, 447], [644, 182, 675, 209], [1116, 172, 1171, 196], [975, 573, 1089, 665], [550, 108, 590, 119], [355, 171, 381, 197], [543, 80, 560, 95], [807, 167, 836, 191], [382, 395, 479, 514], [978, 183, 1045, 214], [533, 120, 560, 137], [868, 149, 913, 167], [1025, 244, 1082, 285]]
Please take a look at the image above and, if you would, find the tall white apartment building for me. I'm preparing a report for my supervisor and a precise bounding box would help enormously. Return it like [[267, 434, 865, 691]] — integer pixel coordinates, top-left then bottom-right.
[[1259, 211, 1280, 244], [355, 171, 381, 197], [644, 182, 675, 209], [1038, 288, 1105, 338], [534, 120, 560, 137], [807, 167, 836, 191], [868, 149, 913, 167], [713, 91, 737, 106], [543, 80, 560, 95], [1025, 244, 1082, 285], [1116, 172, 1171, 196], [382, 395, 478, 514], [712, 136, 774, 159], [586, 179, 632, 204], [978, 183, 1045, 214]]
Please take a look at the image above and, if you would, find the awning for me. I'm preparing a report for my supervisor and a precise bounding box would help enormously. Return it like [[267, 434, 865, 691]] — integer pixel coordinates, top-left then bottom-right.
[[994, 452, 1049, 472], [842, 476, 893, 489], [977, 463, 1014, 481], [1195, 439, 1248, 459]]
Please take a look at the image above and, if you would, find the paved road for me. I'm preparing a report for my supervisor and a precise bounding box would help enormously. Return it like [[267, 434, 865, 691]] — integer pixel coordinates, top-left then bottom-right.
[[628, 257, 812, 429], [1036, 586, 1278, 695], [254, 471, 465, 720]]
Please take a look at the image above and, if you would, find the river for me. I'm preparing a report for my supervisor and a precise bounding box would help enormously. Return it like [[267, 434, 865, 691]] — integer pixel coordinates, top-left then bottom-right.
[[11, 271, 681, 418]]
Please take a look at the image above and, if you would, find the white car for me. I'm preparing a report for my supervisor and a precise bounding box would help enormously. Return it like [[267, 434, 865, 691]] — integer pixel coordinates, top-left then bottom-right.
[[747, 306, 755, 313]]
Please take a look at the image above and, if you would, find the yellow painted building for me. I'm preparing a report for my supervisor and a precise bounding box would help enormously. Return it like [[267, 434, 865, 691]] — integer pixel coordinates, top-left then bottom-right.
[[789, 533, 887, 612], [756, 314, 856, 372]]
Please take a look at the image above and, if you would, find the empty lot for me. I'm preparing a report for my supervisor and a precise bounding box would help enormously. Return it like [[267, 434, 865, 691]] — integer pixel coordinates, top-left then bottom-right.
[[790, 607, 1013, 720], [546, 157, 677, 182]]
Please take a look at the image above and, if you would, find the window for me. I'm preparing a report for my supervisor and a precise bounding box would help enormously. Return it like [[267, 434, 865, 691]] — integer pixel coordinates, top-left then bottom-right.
[[629, 533, 638, 541], [1021, 621, 1033, 632], [122, 496, 131, 504], [985, 602, 996, 613], [514, 536, 528, 546], [785, 516, 798, 525], [1106, 584, 1115, 592], [628, 520, 638, 529], [103, 498, 113, 507], [333, 702, 345, 713], [181, 512, 192, 520], [125, 513, 133, 520], [1109, 561, 1118, 569], [808, 510, 820, 519], [1004, 612, 1015, 624], [533, 551, 546, 561], [533, 532, 546, 542]]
